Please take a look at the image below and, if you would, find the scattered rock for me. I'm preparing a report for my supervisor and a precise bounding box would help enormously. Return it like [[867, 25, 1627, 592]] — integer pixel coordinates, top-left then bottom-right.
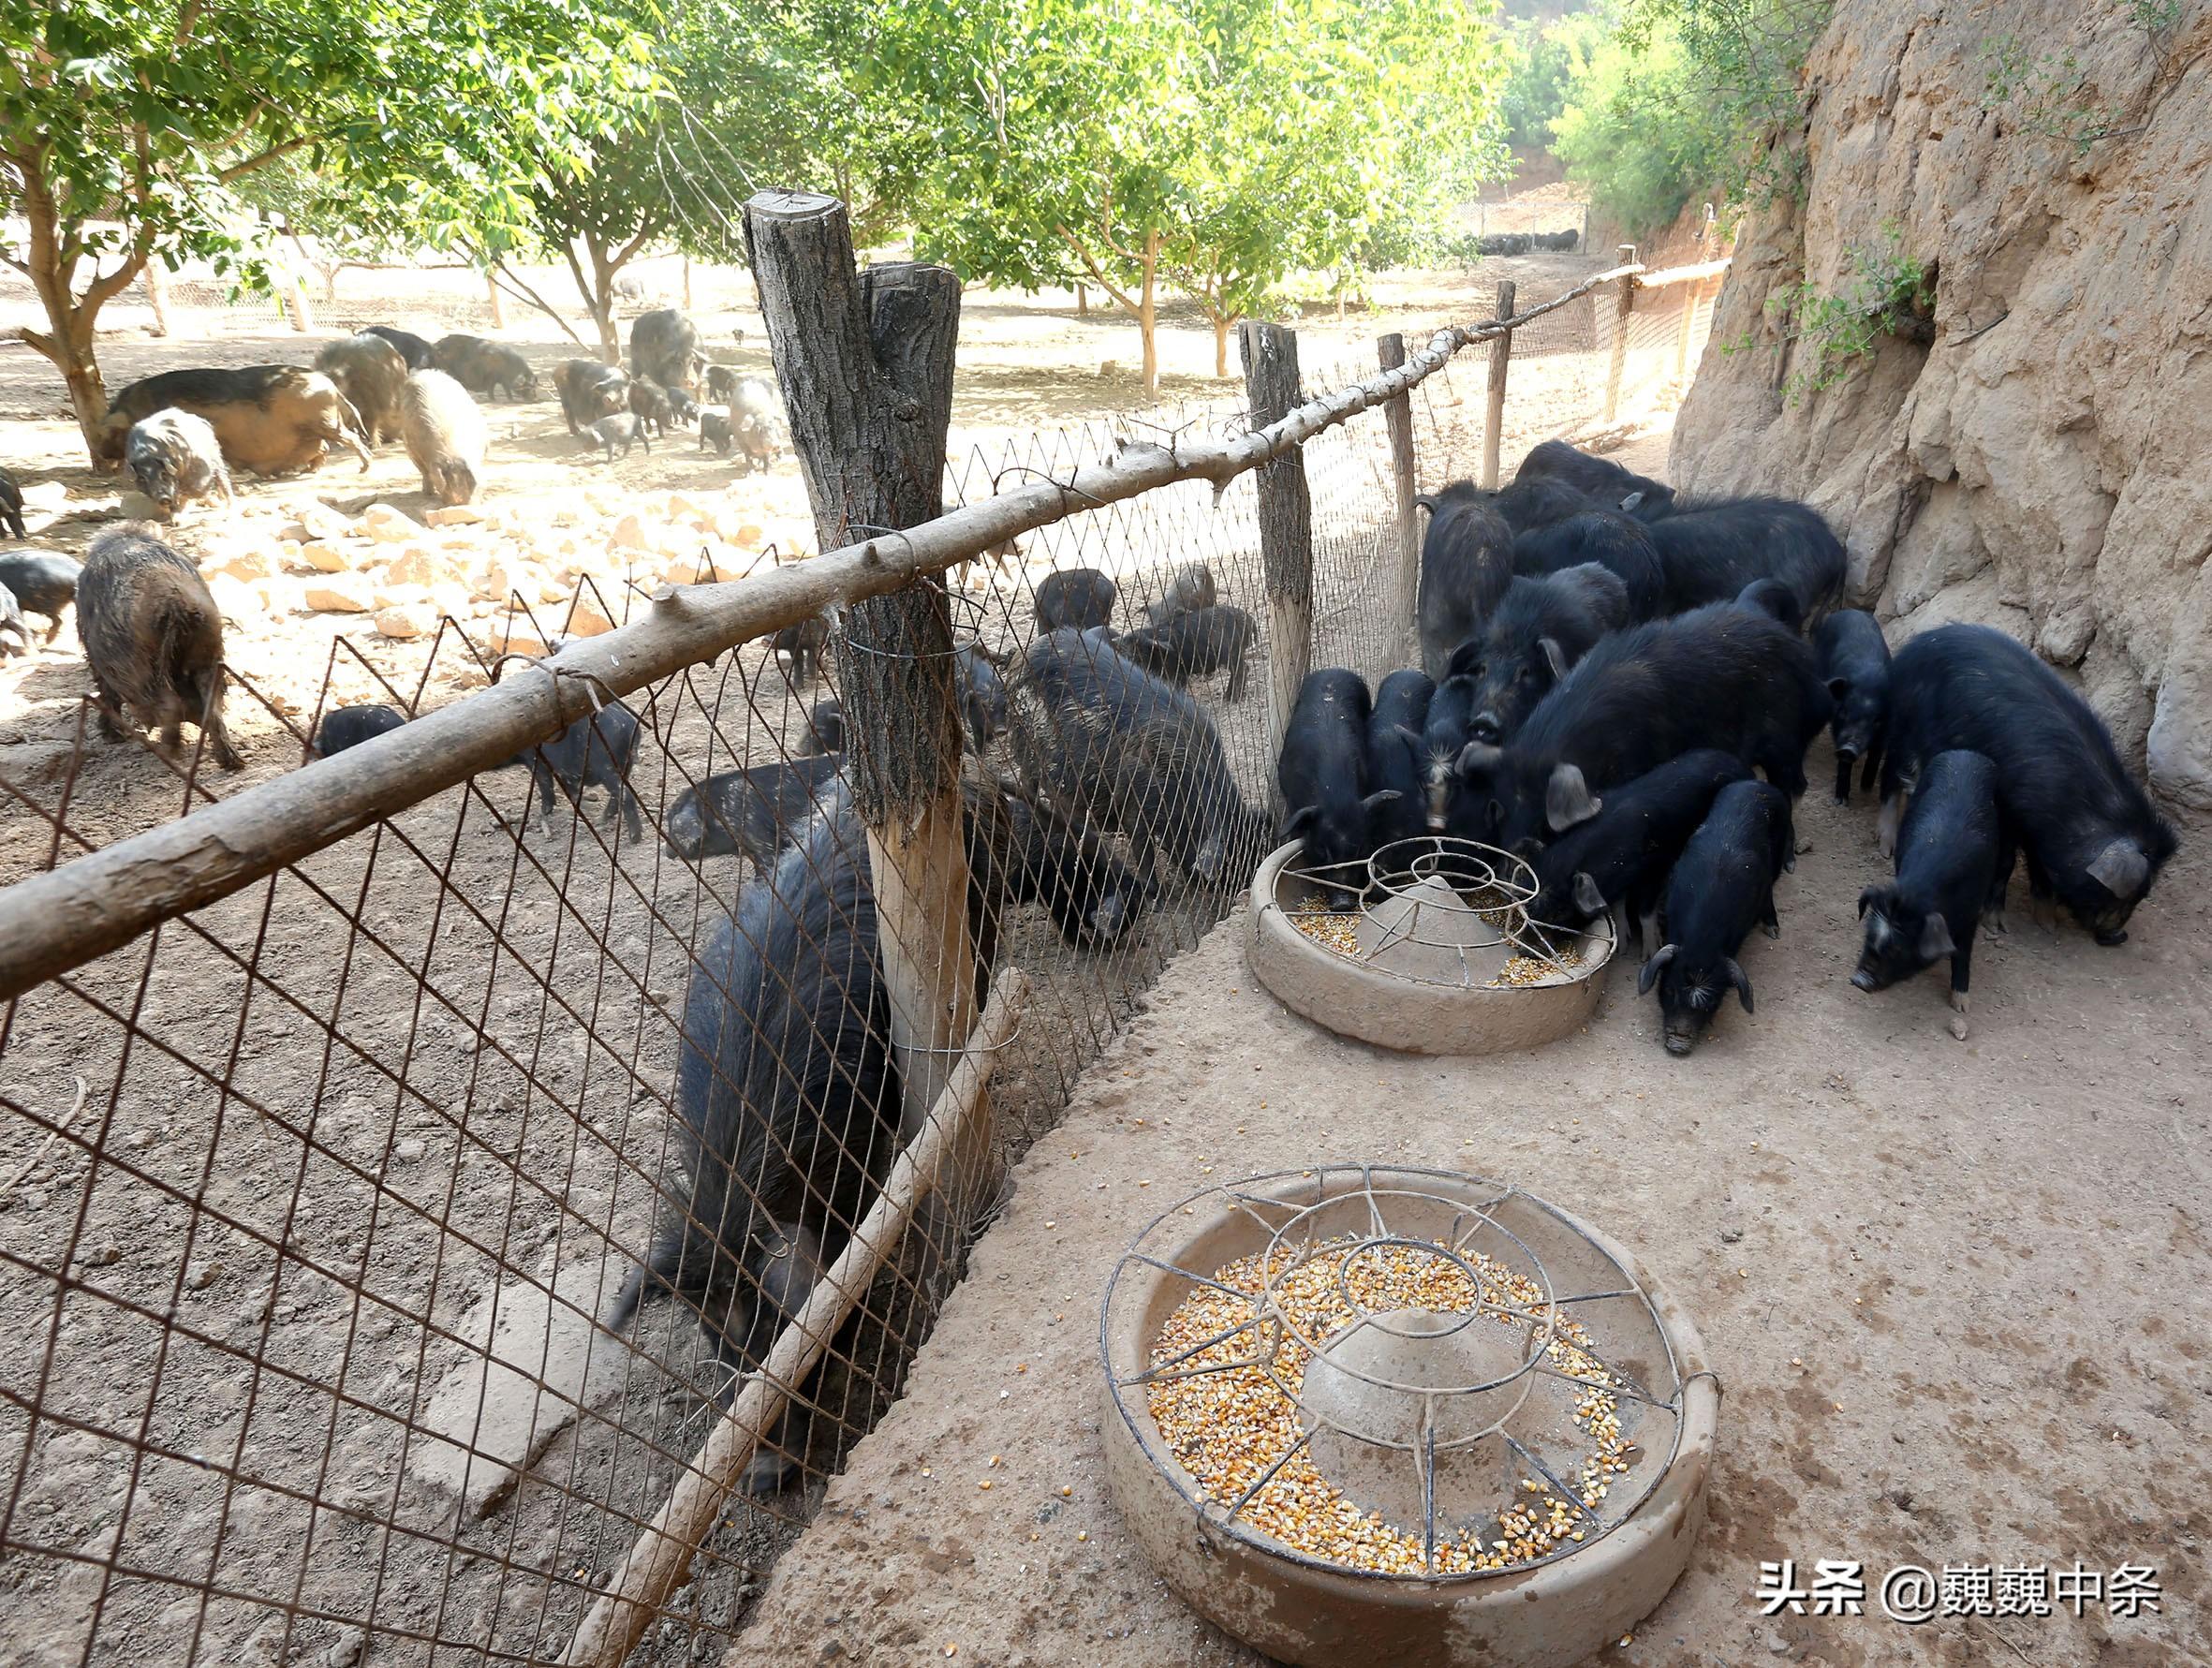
[[324, 1626, 365, 1668], [215, 547, 277, 583], [564, 595, 617, 638], [299, 541, 352, 574], [392, 1137, 428, 1162], [729, 523, 765, 550], [376, 604, 435, 641], [302, 575, 376, 614], [357, 503, 420, 543], [82, 1242, 121, 1268], [372, 583, 432, 612], [386, 547, 462, 588], [608, 513, 653, 554], [18, 480, 69, 510], [424, 503, 489, 527], [184, 1261, 221, 1292], [117, 491, 163, 520], [286, 501, 353, 542]]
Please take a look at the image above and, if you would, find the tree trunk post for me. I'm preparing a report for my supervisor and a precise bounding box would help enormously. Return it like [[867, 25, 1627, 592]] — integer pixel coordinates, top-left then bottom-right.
[[283, 267, 314, 333], [1075, 283, 1088, 317], [1674, 274, 1701, 383], [1239, 320, 1314, 786], [1481, 281, 1516, 492], [1378, 332, 1420, 653], [141, 262, 171, 338], [683, 256, 694, 311], [1603, 245, 1636, 424], [484, 271, 506, 330], [741, 190, 979, 1174]]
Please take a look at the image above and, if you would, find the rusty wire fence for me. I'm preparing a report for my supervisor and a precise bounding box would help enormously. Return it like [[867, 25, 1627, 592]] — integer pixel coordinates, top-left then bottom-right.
[[0, 259, 1718, 1668]]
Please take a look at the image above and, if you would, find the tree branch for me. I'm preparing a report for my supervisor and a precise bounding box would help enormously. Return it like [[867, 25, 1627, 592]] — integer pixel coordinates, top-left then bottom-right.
[[215, 134, 319, 184], [483, 257, 590, 349], [1056, 228, 1138, 316]]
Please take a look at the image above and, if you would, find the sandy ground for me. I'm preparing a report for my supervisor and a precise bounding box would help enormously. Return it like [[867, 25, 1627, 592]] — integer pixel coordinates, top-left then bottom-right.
[[730, 757, 2212, 1667]]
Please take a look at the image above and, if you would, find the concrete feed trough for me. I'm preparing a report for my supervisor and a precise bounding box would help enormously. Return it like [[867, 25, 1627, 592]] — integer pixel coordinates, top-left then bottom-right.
[[1246, 835, 1615, 1055], [1101, 1166, 1718, 1668]]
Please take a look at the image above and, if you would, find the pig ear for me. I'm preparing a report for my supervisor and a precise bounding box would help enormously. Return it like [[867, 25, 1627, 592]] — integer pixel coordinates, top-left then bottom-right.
[[2085, 837, 2147, 899], [1362, 789, 1403, 812], [1454, 740, 1502, 778], [1280, 804, 1318, 839], [1444, 641, 1484, 680], [1545, 763, 1601, 832], [1855, 885, 1882, 922], [1413, 493, 1439, 516], [1619, 491, 1644, 512], [1393, 723, 1423, 759], [1571, 872, 1606, 915], [1826, 676, 1851, 701], [1539, 637, 1569, 682], [1918, 914, 1955, 960], [1636, 944, 1675, 996], [1723, 957, 1755, 1013]]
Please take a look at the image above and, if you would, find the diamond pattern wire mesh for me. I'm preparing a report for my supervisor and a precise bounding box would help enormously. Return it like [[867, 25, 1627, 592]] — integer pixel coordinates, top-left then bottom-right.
[[0, 273, 1714, 1667]]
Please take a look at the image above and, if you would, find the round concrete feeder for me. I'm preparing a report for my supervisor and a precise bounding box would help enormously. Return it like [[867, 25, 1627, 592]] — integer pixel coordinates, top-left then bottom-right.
[[1101, 1166, 1716, 1668], [1246, 836, 1615, 1055]]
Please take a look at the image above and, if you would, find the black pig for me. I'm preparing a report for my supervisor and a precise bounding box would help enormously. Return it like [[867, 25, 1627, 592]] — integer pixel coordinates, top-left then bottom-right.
[[1852, 749, 2010, 1040], [314, 703, 406, 757], [510, 703, 645, 839], [1113, 604, 1257, 700], [1414, 482, 1514, 677], [1366, 669, 1435, 851], [1813, 610, 1891, 803], [1512, 509, 1665, 621], [1035, 568, 1117, 633], [1278, 669, 1394, 908], [1880, 624, 2175, 944], [1456, 564, 1630, 744], [1639, 779, 1793, 1055]]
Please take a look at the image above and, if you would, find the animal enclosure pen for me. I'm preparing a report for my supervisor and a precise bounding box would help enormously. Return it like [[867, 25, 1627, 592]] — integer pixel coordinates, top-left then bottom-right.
[[0, 228, 1722, 1666]]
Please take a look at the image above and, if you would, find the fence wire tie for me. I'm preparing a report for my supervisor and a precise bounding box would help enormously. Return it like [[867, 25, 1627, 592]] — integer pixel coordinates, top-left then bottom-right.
[[489, 651, 612, 716], [988, 462, 1106, 510]]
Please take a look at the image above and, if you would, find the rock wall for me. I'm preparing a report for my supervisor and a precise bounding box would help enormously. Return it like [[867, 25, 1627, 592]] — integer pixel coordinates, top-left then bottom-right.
[[1669, 0, 2212, 804]]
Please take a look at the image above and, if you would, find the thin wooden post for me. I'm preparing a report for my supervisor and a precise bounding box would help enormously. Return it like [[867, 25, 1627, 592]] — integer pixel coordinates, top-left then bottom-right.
[[1602, 245, 1637, 423], [141, 262, 171, 337], [682, 255, 694, 311], [1674, 274, 1699, 381], [1378, 332, 1419, 651], [283, 267, 315, 333], [741, 191, 977, 1156], [484, 271, 506, 330], [1240, 319, 1313, 786], [1481, 282, 1516, 491]]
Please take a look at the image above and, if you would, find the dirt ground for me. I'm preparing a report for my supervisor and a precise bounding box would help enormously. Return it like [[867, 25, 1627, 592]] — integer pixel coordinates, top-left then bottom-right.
[[730, 760, 2212, 1668]]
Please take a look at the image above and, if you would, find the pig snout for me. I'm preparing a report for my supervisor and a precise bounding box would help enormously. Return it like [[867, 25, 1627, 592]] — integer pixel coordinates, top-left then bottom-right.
[[1661, 1026, 1698, 1056], [1088, 893, 1132, 946], [1468, 711, 1503, 744]]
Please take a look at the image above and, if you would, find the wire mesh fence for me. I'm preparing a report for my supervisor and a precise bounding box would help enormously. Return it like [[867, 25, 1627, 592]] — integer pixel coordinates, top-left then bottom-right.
[[0, 258, 1718, 1667]]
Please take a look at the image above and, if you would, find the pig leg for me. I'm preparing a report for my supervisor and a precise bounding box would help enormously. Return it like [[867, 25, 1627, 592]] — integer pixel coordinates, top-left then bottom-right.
[[87, 674, 129, 743], [1983, 836, 2015, 938], [1761, 883, 1781, 939], [1876, 791, 1904, 856], [1833, 748, 1854, 804], [1860, 743, 1882, 795], [329, 419, 372, 473], [197, 677, 243, 772], [1945, 932, 1973, 1041]]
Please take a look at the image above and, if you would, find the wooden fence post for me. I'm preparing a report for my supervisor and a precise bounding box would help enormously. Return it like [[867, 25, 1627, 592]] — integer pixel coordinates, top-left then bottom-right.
[[1674, 276, 1700, 382], [1240, 320, 1313, 787], [741, 192, 979, 1163], [1603, 245, 1636, 423], [1482, 282, 1516, 492], [484, 272, 506, 330], [283, 267, 315, 333], [1378, 332, 1419, 651]]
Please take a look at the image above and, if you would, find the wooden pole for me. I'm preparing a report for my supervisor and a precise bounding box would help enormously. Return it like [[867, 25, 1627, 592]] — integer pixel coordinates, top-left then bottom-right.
[[284, 267, 315, 333], [1240, 319, 1313, 785], [741, 191, 976, 1156], [484, 271, 506, 330], [559, 974, 1027, 1668], [141, 262, 172, 337], [1378, 332, 1419, 650], [682, 255, 694, 311], [1602, 245, 1637, 424], [1481, 282, 1516, 492], [1674, 275, 1700, 382]]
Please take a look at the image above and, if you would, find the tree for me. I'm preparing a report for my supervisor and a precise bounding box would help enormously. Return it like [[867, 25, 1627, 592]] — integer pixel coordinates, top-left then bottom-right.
[[866, 0, 1508, 395], [0, 0, 655, 463]]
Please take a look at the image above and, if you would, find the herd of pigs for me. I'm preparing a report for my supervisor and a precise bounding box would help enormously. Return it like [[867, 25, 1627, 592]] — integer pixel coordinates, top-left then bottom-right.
[[0, 350, 2180, 1469], [1277, 438, 2178, 1054]]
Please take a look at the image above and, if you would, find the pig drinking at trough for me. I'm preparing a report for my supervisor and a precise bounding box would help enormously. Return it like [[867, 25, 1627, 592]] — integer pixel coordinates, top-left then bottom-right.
[[1365, 669, 1435, 849], [1409, 671, 1482, 833], [1638, 779, 1793, 1055], [1853, 749, 2011, 1040], [315, 333, 410, 443], [1278, 669, 1395, 908], [1879, 624, 2175, 944], [125, 408, 233, 519], [75, 525, 242, 769], [1813, 609, 1891, 803]]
